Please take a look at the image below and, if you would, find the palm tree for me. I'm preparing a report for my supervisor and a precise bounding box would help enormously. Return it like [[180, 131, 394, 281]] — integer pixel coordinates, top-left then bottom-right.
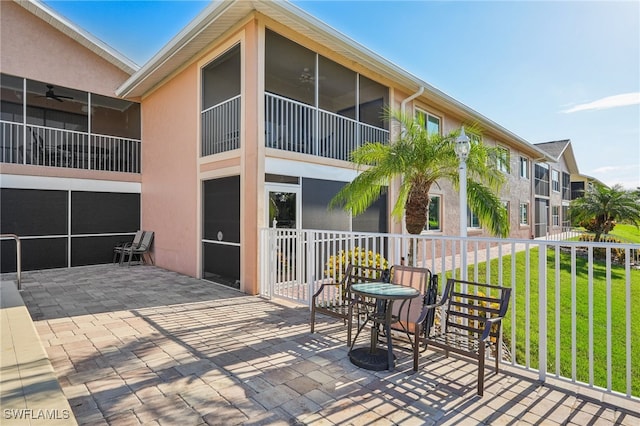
[[330, 109, 510, 244], [570, 184, 640, 242]]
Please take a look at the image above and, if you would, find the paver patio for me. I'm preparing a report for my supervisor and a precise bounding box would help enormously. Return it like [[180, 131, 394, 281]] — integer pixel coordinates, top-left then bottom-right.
[[10, 265, 640, 425]]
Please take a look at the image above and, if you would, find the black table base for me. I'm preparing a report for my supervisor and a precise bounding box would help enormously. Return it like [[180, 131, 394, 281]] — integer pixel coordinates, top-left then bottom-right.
[[349, 347, 395, 371]]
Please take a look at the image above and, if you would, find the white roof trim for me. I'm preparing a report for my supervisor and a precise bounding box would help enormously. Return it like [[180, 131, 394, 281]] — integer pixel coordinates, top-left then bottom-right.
[[19, 0, 139, 75]]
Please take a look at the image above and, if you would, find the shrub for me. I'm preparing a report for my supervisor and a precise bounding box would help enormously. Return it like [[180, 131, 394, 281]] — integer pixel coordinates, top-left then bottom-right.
[[325, 247, 389, 281], [577, 235, 626, 261]]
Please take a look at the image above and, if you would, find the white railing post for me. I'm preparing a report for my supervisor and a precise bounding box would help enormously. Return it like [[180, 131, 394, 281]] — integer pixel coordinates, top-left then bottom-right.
[[306, 230, 316, 309], [538, 241, 547, 382], [268, 228, 276, 299]]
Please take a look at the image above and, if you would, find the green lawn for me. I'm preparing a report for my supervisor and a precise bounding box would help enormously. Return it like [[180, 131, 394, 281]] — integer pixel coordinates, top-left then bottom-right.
[[446, 247, 640, 396], [608, 223, 640, 243]]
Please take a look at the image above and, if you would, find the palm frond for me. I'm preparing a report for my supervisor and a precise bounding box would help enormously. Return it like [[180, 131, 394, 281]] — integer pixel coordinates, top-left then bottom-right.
[[467, 180, 510, 237], [329, 107, 511, 237]]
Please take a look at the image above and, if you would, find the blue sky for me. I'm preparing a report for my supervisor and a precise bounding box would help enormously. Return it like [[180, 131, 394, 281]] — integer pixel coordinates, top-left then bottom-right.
[[43, 0, 640, 189]]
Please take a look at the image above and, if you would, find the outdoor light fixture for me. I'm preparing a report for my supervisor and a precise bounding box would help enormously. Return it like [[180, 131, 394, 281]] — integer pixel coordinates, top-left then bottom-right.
[[455, 126, 471, 238], [456, 126, 471, 281]]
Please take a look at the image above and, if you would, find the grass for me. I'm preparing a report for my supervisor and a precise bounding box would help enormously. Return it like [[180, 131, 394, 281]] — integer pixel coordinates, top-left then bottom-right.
[[446, 247, 640, 396], [608, 223, 640, 243]]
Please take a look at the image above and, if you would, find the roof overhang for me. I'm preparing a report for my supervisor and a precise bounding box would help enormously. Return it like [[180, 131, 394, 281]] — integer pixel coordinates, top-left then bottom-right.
[[116, 0, 553, 161], [20, 0, 139, 75]]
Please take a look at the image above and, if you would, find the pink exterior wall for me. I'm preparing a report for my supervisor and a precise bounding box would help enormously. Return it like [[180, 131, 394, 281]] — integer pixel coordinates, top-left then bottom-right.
[[141, 64, 199, 276], [0, 2, 130, 97], [242, 21, 260, 295]]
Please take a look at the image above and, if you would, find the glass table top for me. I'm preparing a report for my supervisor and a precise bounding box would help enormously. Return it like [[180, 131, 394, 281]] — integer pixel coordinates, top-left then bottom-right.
[[351, 282, 420, 299]]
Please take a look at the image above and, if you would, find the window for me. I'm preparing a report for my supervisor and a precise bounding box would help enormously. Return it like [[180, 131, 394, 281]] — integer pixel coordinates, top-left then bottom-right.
[[519, 157, 530, 179], [520, 203, 529, 225], [415, 108, 440, 135], [496, 146, 510, 173], [424, 195, 441, 231], [535, 163, 550, 197], [552, 170, 560, 192], [265, 31, 315, 106], [202, 44, 241, 156], [562, 172, 571, 200], [467, 207, 481, 229], [571, 181, 585, 199], [202, 44, 241, 110], [359, 75, 389, 130], [562, 205, 571, 227], [552, 206, 560, 227], [503, 200, 510, 222], [92, 94, 140, 140]]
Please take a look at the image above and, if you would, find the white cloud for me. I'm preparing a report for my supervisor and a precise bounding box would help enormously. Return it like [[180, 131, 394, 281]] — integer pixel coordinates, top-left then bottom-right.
[[561, 92, 640, 113], [590, 164, 640, 189], [592, 164, 638, 174]]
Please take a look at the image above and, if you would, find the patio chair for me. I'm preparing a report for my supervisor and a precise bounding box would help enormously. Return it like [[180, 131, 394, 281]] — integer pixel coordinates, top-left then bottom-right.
[[311, 262, 390, 346], [121, 231, 154, 266], [384, 265, 438, 371], [113, 230, 144, 264], [420, 279, 511, 396]]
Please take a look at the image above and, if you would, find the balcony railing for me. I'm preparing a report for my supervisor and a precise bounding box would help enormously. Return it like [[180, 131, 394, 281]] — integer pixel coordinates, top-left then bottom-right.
[[265, 93, 389, 161], [201, 95, 241, 156], [0, 120, 141, 173], [259, 228, 640, 401]]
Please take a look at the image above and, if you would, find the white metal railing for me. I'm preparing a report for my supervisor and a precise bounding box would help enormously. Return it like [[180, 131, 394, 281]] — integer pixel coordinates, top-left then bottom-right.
[[541, 226, 583, 241], [259, 227, 640, 401], [0, 120, 141, 173], [201, 95, 241, 156], [0, 234, 21, 290], [265, 93, 389, 161]]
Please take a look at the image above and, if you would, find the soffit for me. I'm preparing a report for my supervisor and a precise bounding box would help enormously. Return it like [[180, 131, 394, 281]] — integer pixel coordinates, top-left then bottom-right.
[[18, 0, 139, 75]]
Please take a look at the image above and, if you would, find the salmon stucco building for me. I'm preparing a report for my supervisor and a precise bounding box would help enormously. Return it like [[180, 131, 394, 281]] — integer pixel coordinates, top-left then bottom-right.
[[2, 0, 591, 295]]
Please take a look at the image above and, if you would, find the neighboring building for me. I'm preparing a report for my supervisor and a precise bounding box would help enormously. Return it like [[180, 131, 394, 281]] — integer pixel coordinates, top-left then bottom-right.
[[532, 140, 577, 237], [570, 174, 606, 200], [532, 140, 607, 236], [3, 0, 566, 295], [0, 0, 141, 272]]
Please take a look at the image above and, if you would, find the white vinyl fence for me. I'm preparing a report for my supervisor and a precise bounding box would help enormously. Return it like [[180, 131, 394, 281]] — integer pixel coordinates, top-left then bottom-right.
[[259, 228, 640, 401]]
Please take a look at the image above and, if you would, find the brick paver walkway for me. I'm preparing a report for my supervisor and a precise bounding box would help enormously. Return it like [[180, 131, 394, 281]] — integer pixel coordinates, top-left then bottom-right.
[[14, 265, 640, 425]]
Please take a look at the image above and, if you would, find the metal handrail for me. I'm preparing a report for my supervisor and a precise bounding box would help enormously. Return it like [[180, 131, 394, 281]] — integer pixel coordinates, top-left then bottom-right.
[[0, 234, 21, 290]]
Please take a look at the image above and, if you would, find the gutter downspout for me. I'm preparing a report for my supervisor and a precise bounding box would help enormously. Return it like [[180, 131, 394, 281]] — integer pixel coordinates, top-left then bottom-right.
[[400, 86, 425, 118]]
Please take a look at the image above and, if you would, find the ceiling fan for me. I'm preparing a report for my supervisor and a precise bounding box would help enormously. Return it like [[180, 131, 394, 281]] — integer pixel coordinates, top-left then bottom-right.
[[41, 84, 74, 102], [298, 67, 324, 85]]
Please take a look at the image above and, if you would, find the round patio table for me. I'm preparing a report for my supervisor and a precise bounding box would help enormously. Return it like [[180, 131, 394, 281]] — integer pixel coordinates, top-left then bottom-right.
[[348, 282, 420, 371]]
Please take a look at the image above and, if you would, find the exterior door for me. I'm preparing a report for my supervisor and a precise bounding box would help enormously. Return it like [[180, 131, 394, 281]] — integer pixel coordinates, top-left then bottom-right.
[[202, 176, 240, 288], [266, 184, 301, 229], [265, 184, 301, 286]]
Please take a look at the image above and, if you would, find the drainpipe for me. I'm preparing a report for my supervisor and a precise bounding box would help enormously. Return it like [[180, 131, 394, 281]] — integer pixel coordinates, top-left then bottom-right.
[[400, 86, 425, 118]]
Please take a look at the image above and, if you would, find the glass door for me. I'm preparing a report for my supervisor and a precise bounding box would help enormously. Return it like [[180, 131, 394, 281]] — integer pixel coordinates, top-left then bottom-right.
[[266, 184, 301, 289], [266, 184, 301, 229]]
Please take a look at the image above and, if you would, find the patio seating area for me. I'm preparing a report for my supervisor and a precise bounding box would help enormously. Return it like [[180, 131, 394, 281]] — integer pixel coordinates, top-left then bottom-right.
[[3, 265, 639, 425]]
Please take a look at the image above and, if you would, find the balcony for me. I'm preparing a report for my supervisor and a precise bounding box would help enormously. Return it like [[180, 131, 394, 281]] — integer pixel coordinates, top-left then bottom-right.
[[0, 120, 141, 173], [260, 228, 640, 402], [265, 93, 389, 161], [199, 93, 389, 161]]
